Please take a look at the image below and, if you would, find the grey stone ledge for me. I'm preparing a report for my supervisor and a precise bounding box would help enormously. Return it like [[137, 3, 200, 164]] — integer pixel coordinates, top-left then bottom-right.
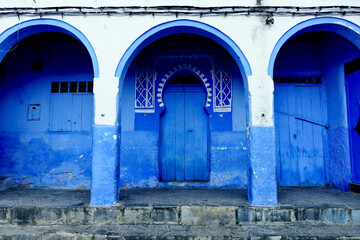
[[1, 206, 360, 226]]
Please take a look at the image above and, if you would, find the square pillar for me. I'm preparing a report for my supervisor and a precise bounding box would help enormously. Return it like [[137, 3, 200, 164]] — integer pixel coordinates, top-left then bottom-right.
[[248, 126, 277, 205], [90, 76, 120, 206], [91, 124, 119, 205], [247, 75, 277, 205]]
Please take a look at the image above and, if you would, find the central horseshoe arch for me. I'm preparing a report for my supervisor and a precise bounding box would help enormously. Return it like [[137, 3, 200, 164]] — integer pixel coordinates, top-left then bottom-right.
[[157, 64, 212, 109]]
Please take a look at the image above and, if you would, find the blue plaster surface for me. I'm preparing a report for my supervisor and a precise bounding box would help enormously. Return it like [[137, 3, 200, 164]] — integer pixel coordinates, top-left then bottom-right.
[[327, 127, 351, 191], [209, 131, 248, 188], [120, 131, 159, 188], [274, 42, 322, 77], [0, 34, 94, 191], [0, 132, 92, 189], [135, 114, 160, 131], [320, 33, 360, 128], [119, 131, 248, 189], [248, 126, 277, 205], [320, 33, 360, 190], [121, 65, 135, 132], [232, 64, 247, 131], [91, 124, 120, 206]]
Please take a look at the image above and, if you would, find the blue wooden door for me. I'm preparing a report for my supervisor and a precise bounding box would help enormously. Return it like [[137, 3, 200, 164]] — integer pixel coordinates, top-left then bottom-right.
[[161, 85, 209, 181], [275, 84, 326, 186], [50, 94, 93, 132], [346, 70, 360, 184]]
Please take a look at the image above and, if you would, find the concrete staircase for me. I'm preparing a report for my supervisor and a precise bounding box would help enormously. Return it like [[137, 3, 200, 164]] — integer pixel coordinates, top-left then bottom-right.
[[0, 204, 360, 239], [0, 188, 360, 239]]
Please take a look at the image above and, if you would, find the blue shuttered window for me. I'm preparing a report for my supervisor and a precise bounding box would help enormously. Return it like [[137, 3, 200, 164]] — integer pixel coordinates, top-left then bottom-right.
[[50, 81, 93, 132]]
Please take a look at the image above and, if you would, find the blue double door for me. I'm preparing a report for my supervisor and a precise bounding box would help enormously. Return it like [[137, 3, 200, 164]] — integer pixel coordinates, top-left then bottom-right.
[[161, 84, 209, 181], [346, 70, 360, 184], [275, 84, 327, 186]]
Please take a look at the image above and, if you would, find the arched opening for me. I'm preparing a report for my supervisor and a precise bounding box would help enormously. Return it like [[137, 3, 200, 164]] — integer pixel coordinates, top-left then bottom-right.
[[161, 72, 209, 181], [0, 22, 97, 190], [270, 17, 360, 190], [118, 31, 249, 189]]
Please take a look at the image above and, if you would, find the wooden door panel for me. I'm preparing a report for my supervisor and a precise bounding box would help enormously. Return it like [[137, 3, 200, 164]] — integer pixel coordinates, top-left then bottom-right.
[[184, 91, 194, 180], [193, 90, 209, 180], [50, 94, 72, 132], [161, 92, 177, 181], [175, 91, 185, 181], [72, 95, 82, 132], [276, 86, 300, 186], [297, 86, 325, 186], [81, 95, 93, 131], [161, 85, 208, 181], [275, 84, 326, 186]]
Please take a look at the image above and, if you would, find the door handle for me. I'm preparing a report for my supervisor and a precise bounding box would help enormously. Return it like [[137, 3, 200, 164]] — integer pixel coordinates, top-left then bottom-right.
[[187, 129, 193, 132]]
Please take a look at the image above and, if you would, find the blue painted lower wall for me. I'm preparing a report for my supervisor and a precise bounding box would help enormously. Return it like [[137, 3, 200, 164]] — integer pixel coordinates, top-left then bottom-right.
[[248, 126, 277, 205], [120, 131, 159, 188], [91, 124, 120, 206], [0, 132, 92, 190], [327, 127, 351, 191], [120, 130, 248, 189]]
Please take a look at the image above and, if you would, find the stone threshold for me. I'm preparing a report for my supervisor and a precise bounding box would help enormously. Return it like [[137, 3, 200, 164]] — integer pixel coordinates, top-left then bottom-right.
[[0, 205, 359, 226]]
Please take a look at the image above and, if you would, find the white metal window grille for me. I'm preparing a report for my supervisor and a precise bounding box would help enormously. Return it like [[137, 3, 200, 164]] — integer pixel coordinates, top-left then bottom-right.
[[212, 54, 232, 112], [135, 57, 155, 113]]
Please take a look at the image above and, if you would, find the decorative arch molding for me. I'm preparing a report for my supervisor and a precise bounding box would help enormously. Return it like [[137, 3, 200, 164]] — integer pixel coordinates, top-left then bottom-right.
[[115, 19, 252, 92], [0, 18, 99, 78], [268, 17, 360, 78], [157, 64, 212, 109]]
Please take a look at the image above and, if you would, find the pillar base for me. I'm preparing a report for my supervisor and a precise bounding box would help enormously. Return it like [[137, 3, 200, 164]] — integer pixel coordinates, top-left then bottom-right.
[[248, 126, 278, 205], [90, 124, 119, 206]]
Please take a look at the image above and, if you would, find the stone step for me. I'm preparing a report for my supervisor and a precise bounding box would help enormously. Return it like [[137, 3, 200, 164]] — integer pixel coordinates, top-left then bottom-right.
[[1, 205, 360, 227], [0, 223, 360, 239]]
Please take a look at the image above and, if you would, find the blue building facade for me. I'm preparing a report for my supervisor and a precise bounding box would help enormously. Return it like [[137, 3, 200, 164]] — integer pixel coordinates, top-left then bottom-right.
[[119, 34, 248, 189], [0, 7, 359, 206]]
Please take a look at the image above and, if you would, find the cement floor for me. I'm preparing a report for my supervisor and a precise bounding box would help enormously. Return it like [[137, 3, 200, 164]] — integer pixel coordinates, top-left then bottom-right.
[[0, 187, 359, 208]]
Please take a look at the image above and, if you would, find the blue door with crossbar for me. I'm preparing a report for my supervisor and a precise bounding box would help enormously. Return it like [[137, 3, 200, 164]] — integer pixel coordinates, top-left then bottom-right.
[[346, 70, 360, 184], [161, 82, 209, 181], [275, 81, 327, 186]]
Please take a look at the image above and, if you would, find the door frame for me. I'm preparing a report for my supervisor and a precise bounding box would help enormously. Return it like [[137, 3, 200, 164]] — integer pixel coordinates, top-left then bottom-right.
[[274, 80, 329, 186], [159, 82, 210, 182]]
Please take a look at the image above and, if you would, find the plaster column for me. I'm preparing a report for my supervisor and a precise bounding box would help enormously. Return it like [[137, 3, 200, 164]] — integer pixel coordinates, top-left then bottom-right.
[[247, 74, 277, 205], [90, 74, 120, 206]]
